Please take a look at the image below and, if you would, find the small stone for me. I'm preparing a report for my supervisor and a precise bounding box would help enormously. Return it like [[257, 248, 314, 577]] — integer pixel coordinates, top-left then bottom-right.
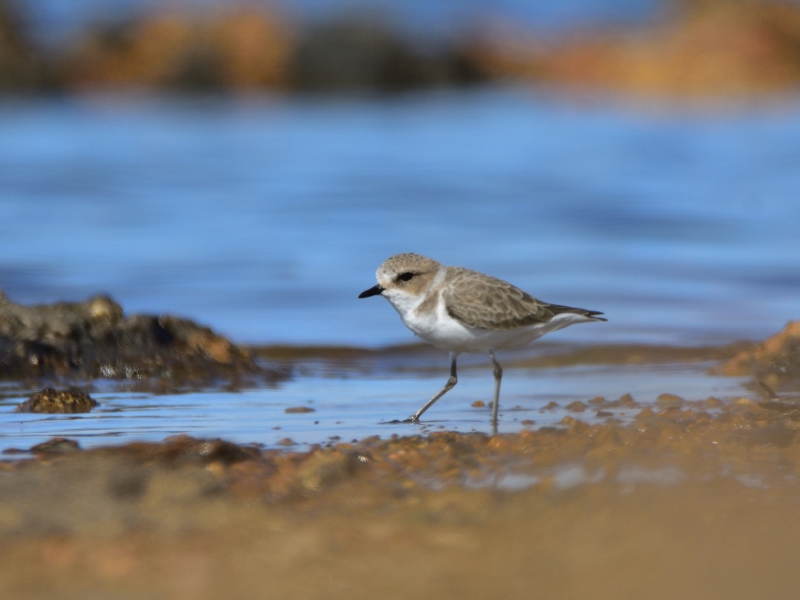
[[704, 396, 723, 408], [277, 438, 296, 446], [589, 396, 606, 405], [655, 393, 685, 408], [285, 406, 315, 414], [619, 393, 636, 405], [566, 401, 587, 413], [30, 438, 81, 454], [636, 407, 656, 420], [471, 400, 485, 408], [16, 388, 98, 414], [521, 419, 535, 426], [597, 410, 614, 417], [543, 401, 559, 410]]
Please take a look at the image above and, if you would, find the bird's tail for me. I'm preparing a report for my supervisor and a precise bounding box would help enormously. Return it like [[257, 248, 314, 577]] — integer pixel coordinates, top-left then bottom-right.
[[548, 304, 607, 322]]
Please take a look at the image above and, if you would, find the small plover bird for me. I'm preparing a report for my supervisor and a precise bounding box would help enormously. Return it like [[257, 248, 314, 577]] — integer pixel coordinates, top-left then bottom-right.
[[359, 253, 606, 427]]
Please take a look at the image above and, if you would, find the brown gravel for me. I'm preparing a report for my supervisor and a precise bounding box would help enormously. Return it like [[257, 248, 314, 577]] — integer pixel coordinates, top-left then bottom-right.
[[2, 396, 800, 599]]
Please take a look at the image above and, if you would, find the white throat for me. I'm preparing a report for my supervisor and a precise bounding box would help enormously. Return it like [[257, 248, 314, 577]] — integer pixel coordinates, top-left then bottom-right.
[[382, 266, 445, 321]]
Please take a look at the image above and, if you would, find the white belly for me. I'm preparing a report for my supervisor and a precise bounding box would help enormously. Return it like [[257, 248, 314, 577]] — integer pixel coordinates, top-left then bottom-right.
[[392, 295, 589, 353]]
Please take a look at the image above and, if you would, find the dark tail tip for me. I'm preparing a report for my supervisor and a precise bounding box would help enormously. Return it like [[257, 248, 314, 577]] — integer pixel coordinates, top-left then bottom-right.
[[549, 303, 607, 322], [584, 310, 607, 322]]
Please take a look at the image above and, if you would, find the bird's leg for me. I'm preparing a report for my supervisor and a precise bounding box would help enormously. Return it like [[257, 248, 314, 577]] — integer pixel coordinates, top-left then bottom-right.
[[407, 352, 458, 422], [489, 350, 502, 434]]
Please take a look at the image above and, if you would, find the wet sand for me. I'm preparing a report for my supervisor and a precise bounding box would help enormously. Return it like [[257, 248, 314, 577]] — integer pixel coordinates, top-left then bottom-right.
[[3, 394, 800, 599]]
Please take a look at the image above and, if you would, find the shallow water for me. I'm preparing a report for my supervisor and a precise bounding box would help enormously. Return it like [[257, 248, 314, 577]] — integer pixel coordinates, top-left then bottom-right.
[[0, 88, 796, 452], [0, 361, 748, 455], [1, 89, 799, 349]]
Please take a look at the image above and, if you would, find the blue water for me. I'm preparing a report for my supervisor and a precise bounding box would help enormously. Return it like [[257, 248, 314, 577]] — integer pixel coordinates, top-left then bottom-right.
[[0, 363, 749, 455], [2, 86, 794, 452], [1, 89, 799, 348]]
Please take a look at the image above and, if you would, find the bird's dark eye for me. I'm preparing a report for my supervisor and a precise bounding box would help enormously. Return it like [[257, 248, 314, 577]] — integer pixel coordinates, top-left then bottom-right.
[[398, 272, 414, 282]]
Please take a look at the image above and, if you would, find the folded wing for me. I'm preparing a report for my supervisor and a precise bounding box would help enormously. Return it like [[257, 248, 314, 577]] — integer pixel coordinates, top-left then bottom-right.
[[442, 267, 605, 330]]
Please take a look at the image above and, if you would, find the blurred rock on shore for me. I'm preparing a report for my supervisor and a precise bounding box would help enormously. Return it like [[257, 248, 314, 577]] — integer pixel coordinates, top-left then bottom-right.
[[3, 0, 800, 97]]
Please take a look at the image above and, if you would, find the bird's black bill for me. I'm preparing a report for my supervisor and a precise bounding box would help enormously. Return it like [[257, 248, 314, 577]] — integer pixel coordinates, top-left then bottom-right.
[[358, 284, 384, 299]]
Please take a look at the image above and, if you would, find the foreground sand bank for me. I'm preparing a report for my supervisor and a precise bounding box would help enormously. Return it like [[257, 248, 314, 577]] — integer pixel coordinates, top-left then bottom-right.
[[2, 392, 800, 599]]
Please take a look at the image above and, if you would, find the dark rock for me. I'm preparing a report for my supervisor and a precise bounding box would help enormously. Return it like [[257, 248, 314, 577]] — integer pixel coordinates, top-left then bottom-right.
[[719, 321, 800, 387], [655, 393, 685, 408], [30, 438, 81, 453], [285, 406, 315, 414], [0, 1, 53, 91], [17, 387, 98, 413], [0, 290, 285, 389], [566, 401, 587, 413], [289, 17, 486, 93], [38, 435, 261, 467], [150, 435, 261, 465]]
